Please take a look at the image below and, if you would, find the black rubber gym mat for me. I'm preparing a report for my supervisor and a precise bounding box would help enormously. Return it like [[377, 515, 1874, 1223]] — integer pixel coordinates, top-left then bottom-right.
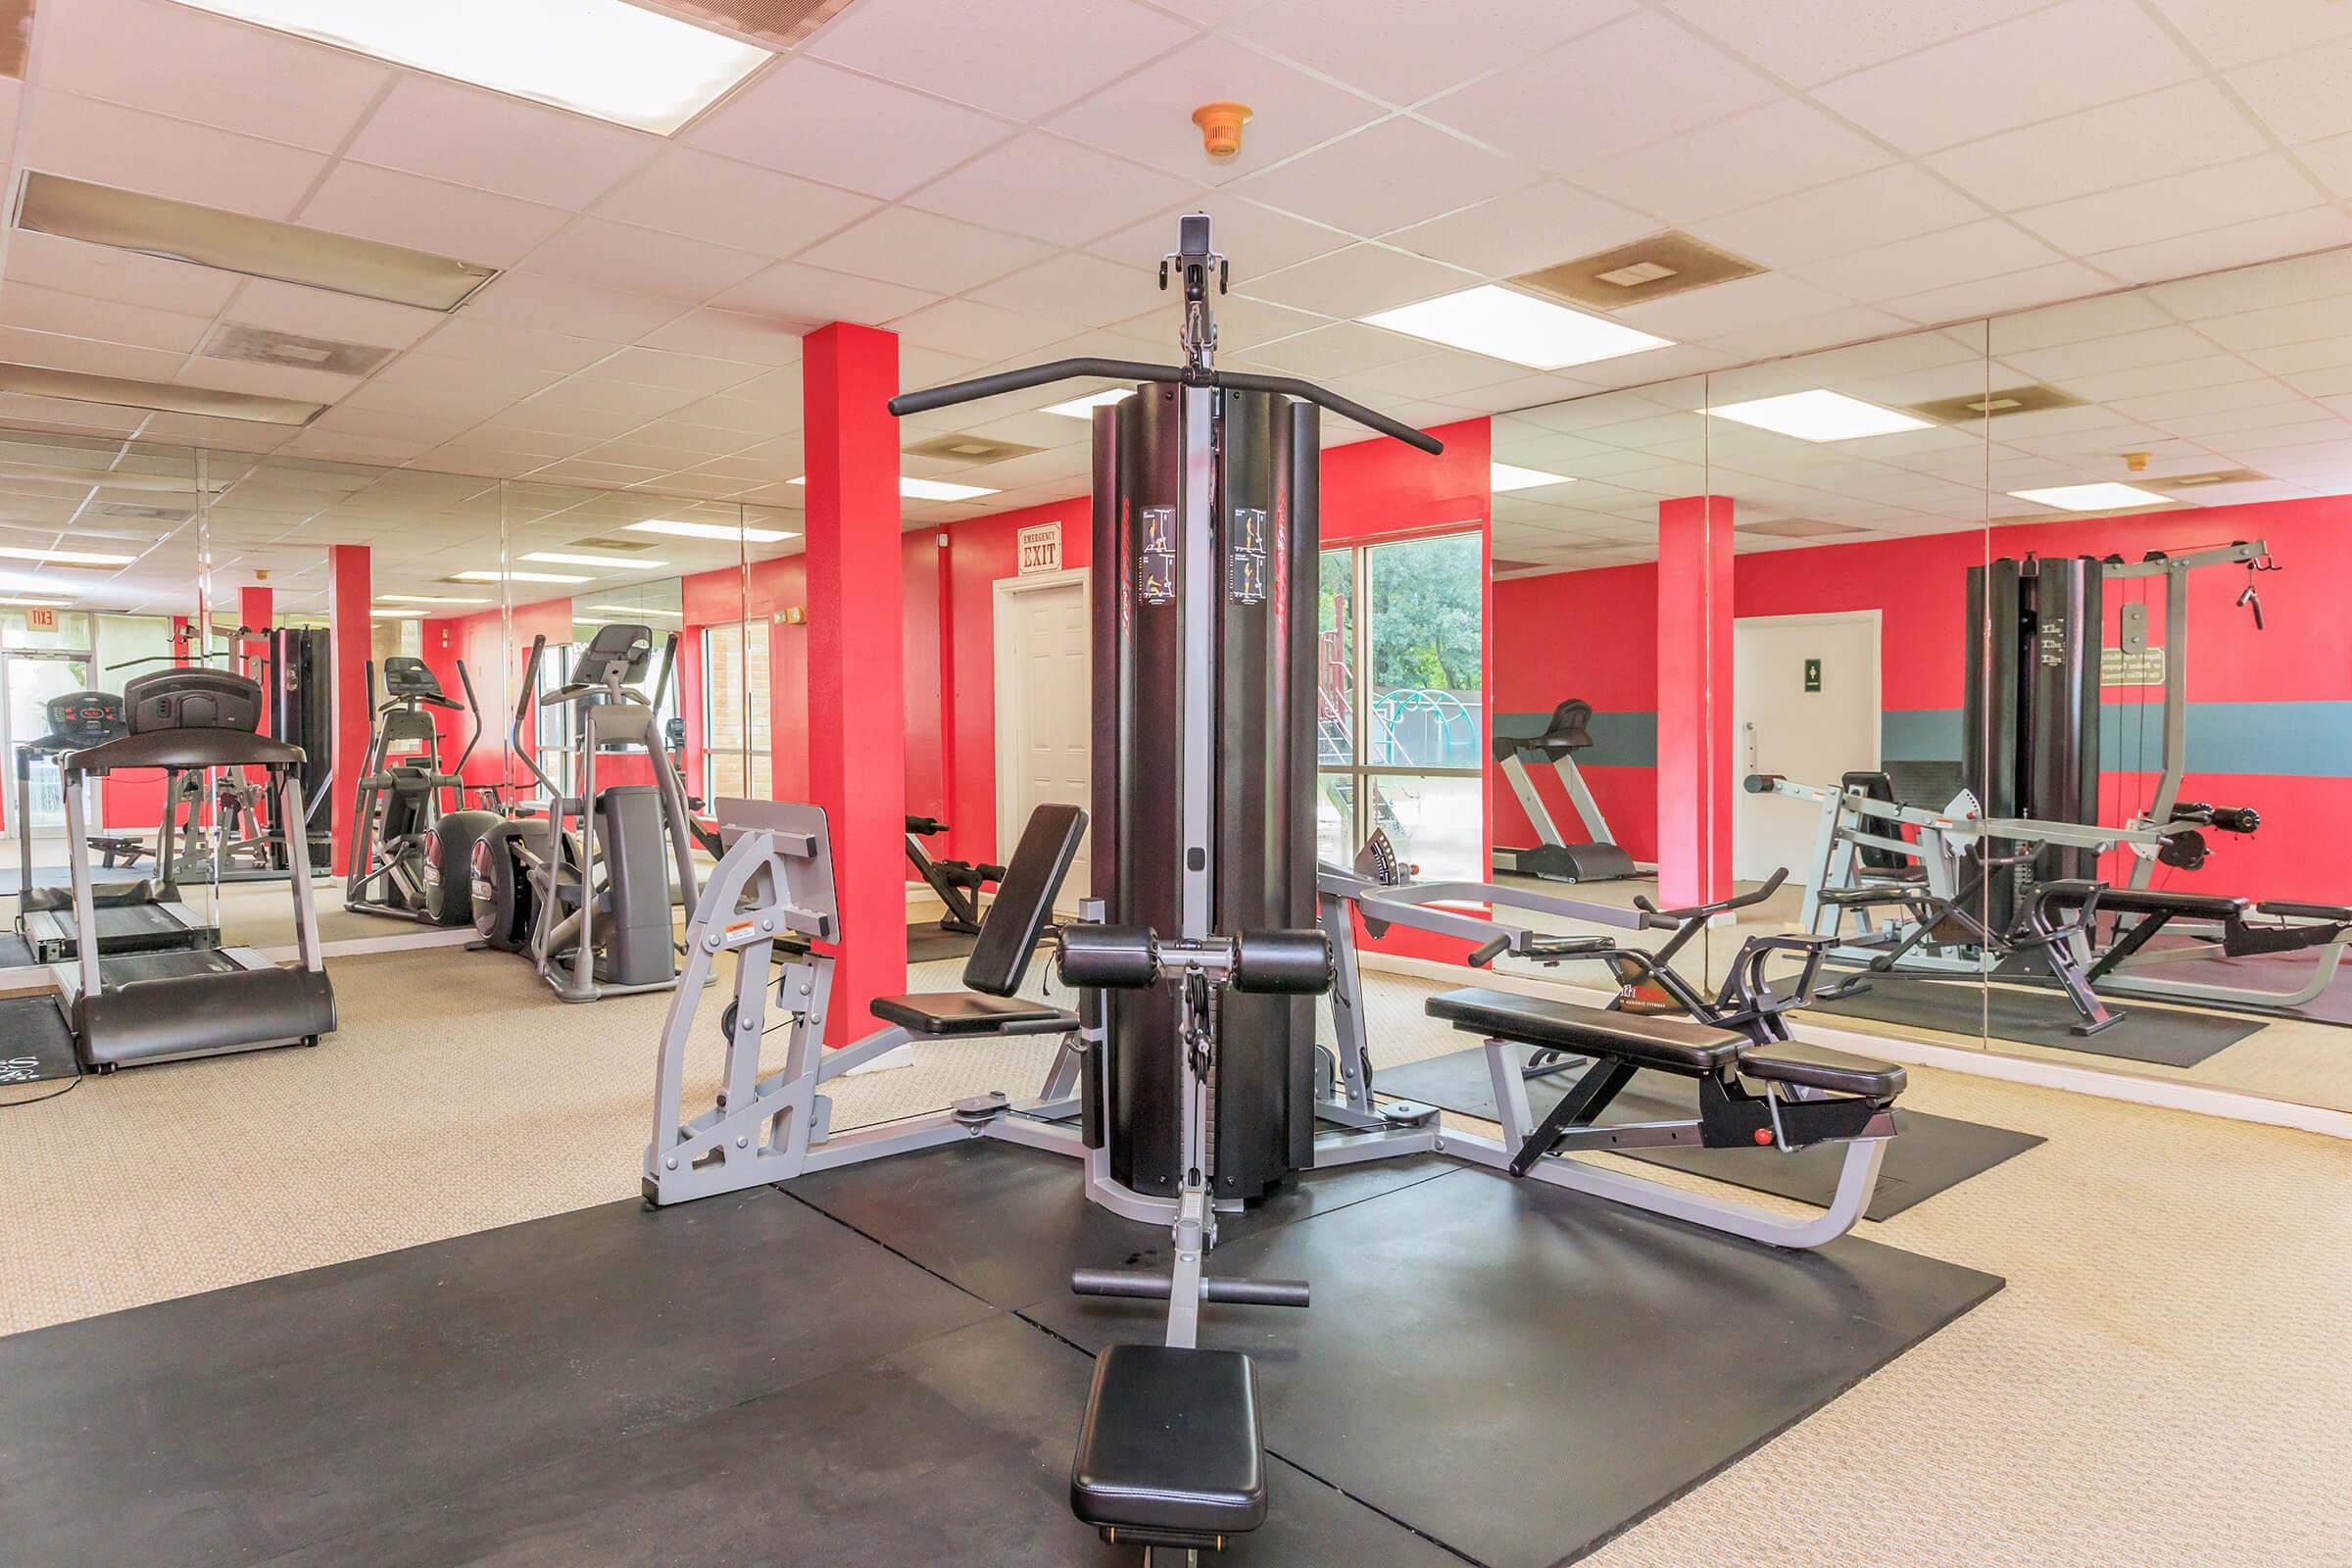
[[906, 923, 979, 963], [0, 1189, 996, 1568], [2092, 945, 2352, 1028], [0, 932, 34, 966], [1369, 1042, 2044, 1221], [1803, 970, 2265, 1065], [999, 1148, 2004, 1568], [0, 994, 76, 1091], [253, 1315, 1461, 1568]]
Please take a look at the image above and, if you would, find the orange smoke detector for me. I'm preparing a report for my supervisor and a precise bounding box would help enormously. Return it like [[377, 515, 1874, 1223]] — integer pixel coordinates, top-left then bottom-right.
[[1192, 102, 1253, 162]]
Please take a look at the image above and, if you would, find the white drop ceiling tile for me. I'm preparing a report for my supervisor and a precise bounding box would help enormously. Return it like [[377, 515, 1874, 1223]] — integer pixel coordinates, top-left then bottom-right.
[[526, 459, 671, 490], [1878, 261, 2114, 326], [1384, 181, 1655, 278], [40, 0, 390, 152], [1812, 0, 2201, 155], [2013, 156, 2325, 257], [1983, 291, 2176, 352], [2230, 32, 2352, 145], [577, 347, 769, 397], [348, 359, 566, 420], [684, 58, 1014, 200], [448, 422, 598, 458], [699, 366, 804, 412], [707, 262, 940, 329], [1575, 99, 1893, 224], [459, 273, 690, 343], [1246, 322, 1430, 379], [2242, 334, 2352, 374], [1612, 272, 1854, 342], [278, 431, 433, 466], [2, 232, 239, 323], [1238, 116, 1536, 237], [634, 309, 806, 368], [518, 219, 768, 305], [906, 132, 1197, 248], [2143, 246, 2352, 321], [1422, 13, 1779, 175], [293, 163, 566, 278], [222, 278, 445, 354], [2151, 407, 2340, 444], [1664, 0, 2057, 89], [1228, 0, 1633, 106], [1795, 220, 2066, 305], [18, 89, 328, 219], [2051, 355, 2267, 406], [593, 148, 879, 261], [176, 356, 359, 405], [568, 437, 735, 474], [1698, 305, 1922, 365], [968, 253, 1161, 329], [0, 324, 186, 382], [798, 208, 1055, 296], [811, 0, 1195, 120], [1048, 36, 1384, 186], [2110, 376, 2309, 420], [1353, 349, 1552, 401], [2087, 206, 2352, 285], [1929, 81, 2274, 217], [1690, 167, 1988, 277], [414, 318, 615, 376], [2004, 324, 2231, 381], [347, 76, 660, 210], [889, 298, 1069, 363], [1238, 243, 1479, 319], [0, 282, 211, 356], [523, 378, 702, 425]]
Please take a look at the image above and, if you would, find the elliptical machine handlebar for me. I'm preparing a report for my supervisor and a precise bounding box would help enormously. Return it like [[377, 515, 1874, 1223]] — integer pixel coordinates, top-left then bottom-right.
[[886, 356, 1445, 457], [1634, 867, 1789, 930], [511, 634, 564, 802], [450, 659, 483, 778]]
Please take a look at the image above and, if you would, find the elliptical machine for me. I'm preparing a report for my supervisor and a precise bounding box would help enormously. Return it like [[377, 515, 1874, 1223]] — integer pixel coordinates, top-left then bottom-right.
[[345, 657, 500, 925], [470, 623, 702, 1003]]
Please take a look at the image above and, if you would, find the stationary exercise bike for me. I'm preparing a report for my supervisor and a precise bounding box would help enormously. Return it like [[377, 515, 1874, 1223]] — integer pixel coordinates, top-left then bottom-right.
[[345, 657, 500, 926]]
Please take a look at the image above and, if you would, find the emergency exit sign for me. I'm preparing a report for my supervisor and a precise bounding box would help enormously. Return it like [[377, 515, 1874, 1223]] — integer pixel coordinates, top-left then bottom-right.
[[24, 607, 56, 631], [1017, 522, 1061, 575]]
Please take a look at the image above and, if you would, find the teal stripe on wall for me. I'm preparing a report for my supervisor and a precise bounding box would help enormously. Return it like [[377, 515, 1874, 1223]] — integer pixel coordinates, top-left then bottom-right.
[[2100, 700, 2352, 778], [1495, 709, 1656, 768], [1884, 709, 1962, 762]]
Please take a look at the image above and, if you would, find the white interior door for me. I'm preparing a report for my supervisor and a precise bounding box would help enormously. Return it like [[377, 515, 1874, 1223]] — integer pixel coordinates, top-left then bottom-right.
[[1732, 613, 1881, 883], [996, 577, 1091, 900]]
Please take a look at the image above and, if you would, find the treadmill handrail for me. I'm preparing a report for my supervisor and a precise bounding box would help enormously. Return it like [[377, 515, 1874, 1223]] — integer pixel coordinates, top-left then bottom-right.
[[884, 357, 1445, 456], [65, 730, 304, 777]]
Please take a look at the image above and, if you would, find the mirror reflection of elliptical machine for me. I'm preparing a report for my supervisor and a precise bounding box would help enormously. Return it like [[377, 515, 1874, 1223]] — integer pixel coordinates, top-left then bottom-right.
[[344, 657, 501, 926], [468, 623, 703, 1003]]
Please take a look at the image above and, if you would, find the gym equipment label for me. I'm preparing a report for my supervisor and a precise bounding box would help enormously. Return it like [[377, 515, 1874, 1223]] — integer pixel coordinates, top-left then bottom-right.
[[2100, 647, 2164, 686], [1139, 507, 1176, 605]]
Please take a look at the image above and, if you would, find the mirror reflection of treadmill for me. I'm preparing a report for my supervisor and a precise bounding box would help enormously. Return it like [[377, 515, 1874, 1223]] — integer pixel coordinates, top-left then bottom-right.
[[1494, 698, 1642, 883], [11, 690, 216, 964]]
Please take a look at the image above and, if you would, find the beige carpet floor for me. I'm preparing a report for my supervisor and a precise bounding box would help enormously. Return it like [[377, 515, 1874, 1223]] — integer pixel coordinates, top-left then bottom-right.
[[3, 941, 2348, 1565]]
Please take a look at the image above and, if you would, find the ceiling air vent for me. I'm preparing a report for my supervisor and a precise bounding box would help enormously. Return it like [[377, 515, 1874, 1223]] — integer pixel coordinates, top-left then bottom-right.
[[1735, 518, 1868, 539], [96, 503, 193, 523], [1512, 232, 1762, 309], [1905, 384, 2084, 422], [626, 0, 859, 51], [2153, 467, 2269, 490], [903, 433, 1043, 465], [572, 535, 666, 552], [201, 323, 393, 378]]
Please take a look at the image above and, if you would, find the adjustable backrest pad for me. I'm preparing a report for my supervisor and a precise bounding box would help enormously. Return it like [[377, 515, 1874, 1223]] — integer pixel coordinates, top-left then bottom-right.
[[963, 803, 1088, 997]]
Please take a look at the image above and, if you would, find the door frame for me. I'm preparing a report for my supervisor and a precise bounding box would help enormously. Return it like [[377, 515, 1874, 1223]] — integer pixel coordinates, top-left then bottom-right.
[[1730, 611, 1882, 879], [992, 566, 1091, 860], [1, 647, 99, 840]]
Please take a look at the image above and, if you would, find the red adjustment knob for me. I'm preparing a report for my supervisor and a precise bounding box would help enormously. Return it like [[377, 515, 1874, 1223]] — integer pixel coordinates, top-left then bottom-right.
[[1752, 1128, 1773, 1146]]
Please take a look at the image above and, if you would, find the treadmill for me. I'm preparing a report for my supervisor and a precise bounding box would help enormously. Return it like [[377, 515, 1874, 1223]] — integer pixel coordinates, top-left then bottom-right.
[[1494, 698, 1642, 883], [52, 668, 336, 1071], [13, 688, 215, 964]]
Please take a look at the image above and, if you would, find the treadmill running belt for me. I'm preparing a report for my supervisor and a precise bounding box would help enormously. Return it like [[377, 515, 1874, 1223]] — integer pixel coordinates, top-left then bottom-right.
[[96, 948, 242, 984]]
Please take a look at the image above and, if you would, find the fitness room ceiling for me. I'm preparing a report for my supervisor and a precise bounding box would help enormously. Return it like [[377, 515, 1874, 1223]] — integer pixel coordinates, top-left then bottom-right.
[[0, 2, 2348, 1566]]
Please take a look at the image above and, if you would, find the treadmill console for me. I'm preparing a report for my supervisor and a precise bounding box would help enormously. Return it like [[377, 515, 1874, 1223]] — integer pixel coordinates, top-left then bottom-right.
[[122, 668, 266, 733], [41, 691, 127, 748]]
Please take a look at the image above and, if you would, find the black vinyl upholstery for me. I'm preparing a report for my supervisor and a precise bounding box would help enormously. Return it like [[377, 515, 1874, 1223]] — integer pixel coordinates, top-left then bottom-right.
[[2061, 885, 2248, 920], [1739, 1043, 1905, 1101], [1071, 1345, 1267, 1544], [962, 803, 1086, 998], [66, 729, 305, 776], [867, 992, 1075, 1036], [1427, 986, 1742, 1075]]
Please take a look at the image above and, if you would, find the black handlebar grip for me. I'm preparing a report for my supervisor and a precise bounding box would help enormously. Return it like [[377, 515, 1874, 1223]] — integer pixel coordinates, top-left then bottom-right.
[[1056, 925, 1160, 988], [1742, 773, 1783, 793], [2210, 806, 2261, 833], [1231, 928, 1333, 994], [905, 815, 948, 836], [975, 863, 1006, 882], [1468, 935, 1512, 968]]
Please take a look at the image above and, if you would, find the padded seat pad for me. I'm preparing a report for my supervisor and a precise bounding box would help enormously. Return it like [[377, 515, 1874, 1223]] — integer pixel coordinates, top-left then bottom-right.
[[1739, 1043, 1905, 1101], [1427, 987, 1741, 1075], [867, 991, 1075, 1037], [2059, 885, 2247, 919], [1072, 1345, 1266, 1542]]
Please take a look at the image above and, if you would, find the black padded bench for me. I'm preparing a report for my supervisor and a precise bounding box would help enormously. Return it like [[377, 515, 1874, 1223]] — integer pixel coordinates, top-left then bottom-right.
[[1072, 1345, 1266, 1560], [1427, 986, 1902, 1178]]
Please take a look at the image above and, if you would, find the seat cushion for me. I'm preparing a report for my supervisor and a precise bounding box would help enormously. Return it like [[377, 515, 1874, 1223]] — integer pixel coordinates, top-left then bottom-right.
[[1739, 1043, 1905, 1102], [1427, 987, 1741, 1076], [868, 991, 1075, 1037], [2085, 886, 2249, 920], [1072, 1345, 1266, 1543]]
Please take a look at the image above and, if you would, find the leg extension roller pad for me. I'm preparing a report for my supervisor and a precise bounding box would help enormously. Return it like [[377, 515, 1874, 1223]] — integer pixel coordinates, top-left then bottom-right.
[[1072, 1345, 1267, 1549]]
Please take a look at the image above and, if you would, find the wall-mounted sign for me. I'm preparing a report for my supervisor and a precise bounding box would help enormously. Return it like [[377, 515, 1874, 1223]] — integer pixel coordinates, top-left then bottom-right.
[[1802, 657, 1821, 693], [2101, 646, 2165, 686], [1017, 521, 1061, 576]]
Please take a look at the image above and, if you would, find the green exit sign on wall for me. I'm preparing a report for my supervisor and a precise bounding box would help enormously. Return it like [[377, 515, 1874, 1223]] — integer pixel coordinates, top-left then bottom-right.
[[1803, 658, 1822, 692]]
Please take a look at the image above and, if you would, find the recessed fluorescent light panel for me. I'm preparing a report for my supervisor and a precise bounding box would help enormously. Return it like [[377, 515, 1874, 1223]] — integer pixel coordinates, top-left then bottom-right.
[[624, 518, 798, 543], [375, 593, 489, 605], [2007, 482, 2173, 512], [1705, 390, 1930, 442], [0, 596, 74, 608], [368, 608, 421, 617], [0, 361, 321, 425], [18, 173, 496, 313], [786, 475, 1003, 502], [1041, 389, 1137, 418], [587, 604, 682, 617], [449, 569, 592, 583], [0, 545, 137, 564], [522, 551, 670, 568], [1360, 285, 1672, 370], [1490, 462, 1572, 493], [164, 0, 771, 135]]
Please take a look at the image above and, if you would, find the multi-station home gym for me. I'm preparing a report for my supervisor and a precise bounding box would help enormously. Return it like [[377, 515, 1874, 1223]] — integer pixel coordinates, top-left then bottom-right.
[[2, 3, 2348, 1565]]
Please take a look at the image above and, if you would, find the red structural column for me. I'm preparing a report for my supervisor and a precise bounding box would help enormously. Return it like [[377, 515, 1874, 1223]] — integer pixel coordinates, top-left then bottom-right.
[[326, 546, 371, 877], [238, 586, 272, 703], [1656, 496, 1734, 908], [802, 321, 906, 1041]]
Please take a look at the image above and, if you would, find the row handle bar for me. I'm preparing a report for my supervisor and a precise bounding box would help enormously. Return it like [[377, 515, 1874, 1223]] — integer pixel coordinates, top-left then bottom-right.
[[1634, 866, 1789, 929]]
